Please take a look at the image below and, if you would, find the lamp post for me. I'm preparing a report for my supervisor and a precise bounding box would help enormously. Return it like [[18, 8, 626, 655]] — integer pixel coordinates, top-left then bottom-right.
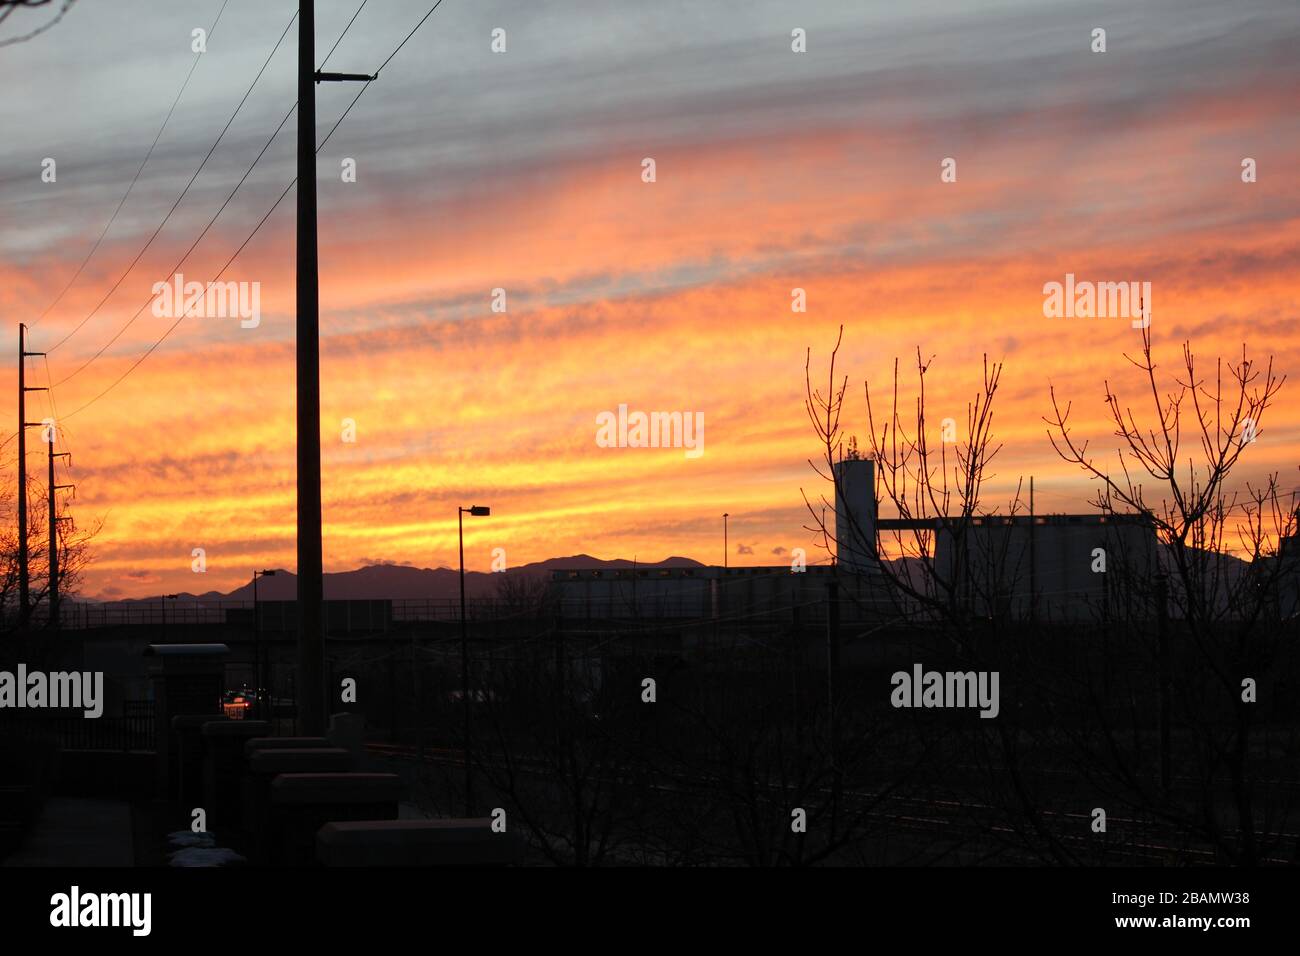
[[458, 505, 490, 817], [162, 593, 178, 642], [723, 513, 729, 569], [253, 570, 276, 721]]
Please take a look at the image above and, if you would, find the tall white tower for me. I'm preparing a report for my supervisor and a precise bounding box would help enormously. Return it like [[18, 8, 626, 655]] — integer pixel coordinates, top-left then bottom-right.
[[833, 457, 876, 572]]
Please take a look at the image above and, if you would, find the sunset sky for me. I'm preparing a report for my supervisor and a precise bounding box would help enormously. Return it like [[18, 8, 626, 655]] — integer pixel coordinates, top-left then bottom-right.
[[2, 0, 1298, 599]]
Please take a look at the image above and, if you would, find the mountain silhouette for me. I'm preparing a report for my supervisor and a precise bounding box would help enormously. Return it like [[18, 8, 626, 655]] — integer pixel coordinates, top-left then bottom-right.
[[101, 555, 706, 603]]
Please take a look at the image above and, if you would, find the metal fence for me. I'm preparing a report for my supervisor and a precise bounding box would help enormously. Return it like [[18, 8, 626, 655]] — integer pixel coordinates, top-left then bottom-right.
[[0, 700, 155, 751], [48, 598, 513, 631]]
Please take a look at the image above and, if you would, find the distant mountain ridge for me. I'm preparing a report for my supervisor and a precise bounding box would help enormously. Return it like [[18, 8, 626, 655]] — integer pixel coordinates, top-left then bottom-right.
[[100, 555, 706, 603], [95, 540, 1243, 605]]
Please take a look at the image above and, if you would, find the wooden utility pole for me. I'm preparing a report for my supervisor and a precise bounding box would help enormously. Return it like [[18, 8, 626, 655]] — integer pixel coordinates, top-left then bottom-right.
[[296, 1, 374, 734], [296, 0, 325, 736], [17, 324, 47, 627], [47, 431, 72, 630], [17, 326, 28, 624]]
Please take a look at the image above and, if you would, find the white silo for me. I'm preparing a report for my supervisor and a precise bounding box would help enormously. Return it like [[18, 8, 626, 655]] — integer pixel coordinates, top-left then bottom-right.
[[833, 457, 876, 572]]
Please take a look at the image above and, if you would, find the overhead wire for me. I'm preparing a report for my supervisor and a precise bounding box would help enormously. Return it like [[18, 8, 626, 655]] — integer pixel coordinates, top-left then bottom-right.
[[43, 7, 299, 359], [29, 0, 232, 330], [57, 0, 447, 421]]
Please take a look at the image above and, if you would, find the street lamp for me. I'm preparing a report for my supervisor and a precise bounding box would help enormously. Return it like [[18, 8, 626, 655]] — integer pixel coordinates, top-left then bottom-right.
[[458, 505, 490, 817], [723, 513, 729, 569], [253, 570, 276, 721]]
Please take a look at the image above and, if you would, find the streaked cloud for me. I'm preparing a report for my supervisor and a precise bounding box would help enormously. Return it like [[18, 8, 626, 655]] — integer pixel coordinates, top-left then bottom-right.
[[0, 0, 1296, 597]]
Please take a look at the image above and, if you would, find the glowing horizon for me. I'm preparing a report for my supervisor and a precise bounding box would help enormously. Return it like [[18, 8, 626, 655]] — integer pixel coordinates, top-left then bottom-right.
[[2, 0, 1297, 599]]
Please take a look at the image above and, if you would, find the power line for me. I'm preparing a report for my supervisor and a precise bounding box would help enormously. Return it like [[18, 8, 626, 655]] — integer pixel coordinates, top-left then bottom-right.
[[43, 7, 298, 359], [374, 0, 446, 76], [61, 179, 293, 421], [59, 0, 448, 421], [31, 0, 236, 497], [53, 102, 297, 387], [47, 0, 372, 391], [43, 0, 373, 424], [29, 0, 231, 330], [320, 0, 368, 68], [57, 0, 386, 383]]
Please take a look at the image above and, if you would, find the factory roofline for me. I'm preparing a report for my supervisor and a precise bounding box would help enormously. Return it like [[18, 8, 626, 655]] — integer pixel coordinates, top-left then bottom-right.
[[876, 512, 1152, 530], [551, 565, 836, 581], [551, 514, 1152, 581]]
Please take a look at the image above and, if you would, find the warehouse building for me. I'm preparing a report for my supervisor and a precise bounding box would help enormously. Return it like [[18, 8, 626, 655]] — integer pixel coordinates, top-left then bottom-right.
[[553, 456, 1160, 623]]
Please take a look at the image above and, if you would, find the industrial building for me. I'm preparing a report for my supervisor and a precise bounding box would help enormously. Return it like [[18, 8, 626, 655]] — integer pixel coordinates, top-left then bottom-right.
[[553, 456, 1161, 623]]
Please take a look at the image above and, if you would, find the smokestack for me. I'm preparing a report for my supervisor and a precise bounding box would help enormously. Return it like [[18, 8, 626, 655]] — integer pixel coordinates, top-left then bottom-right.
[[833, 457, 876, 572]]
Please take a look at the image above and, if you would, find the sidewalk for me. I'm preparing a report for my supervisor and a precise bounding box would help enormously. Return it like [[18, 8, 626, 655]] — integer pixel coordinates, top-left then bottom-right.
[[1, 798, 134, 867]]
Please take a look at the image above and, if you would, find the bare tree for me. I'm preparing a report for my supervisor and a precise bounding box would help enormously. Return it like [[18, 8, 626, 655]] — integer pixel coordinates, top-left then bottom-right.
[[468, 628, 650, 866], [1044, 326, 1299, 864], [0, 455, 99, 646], [799, 330, 1093, 865], [802, 325, 1023, 629], [494, 571, 558, 619], [0, 0, 77, 49]]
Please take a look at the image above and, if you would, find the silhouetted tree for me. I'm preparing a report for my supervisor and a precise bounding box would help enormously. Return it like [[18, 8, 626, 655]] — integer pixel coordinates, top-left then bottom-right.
[[1045, 326, 1299, 864], [0, 0, 77, 49], [0, 454, 99, 645]]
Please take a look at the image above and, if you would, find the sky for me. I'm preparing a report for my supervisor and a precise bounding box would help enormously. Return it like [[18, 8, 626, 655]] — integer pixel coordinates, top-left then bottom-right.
[[1, 0, 1298, 599]]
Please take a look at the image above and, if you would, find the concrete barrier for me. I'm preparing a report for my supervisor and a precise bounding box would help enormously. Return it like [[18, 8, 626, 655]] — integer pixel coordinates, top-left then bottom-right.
[[316, 819, 524, 867], [327, 713, 366, 763], [243, 736, 329, 759], [240, 749, 354, 859], [268, 773, 401, 866], [171, 714, 229, 807], [247, 748, 353, 775], [200, 720, 271, 831]]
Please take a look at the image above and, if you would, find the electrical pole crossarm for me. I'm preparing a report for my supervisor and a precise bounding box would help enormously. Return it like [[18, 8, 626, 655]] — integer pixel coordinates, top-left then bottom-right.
[[315, 71, 374, 83]]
